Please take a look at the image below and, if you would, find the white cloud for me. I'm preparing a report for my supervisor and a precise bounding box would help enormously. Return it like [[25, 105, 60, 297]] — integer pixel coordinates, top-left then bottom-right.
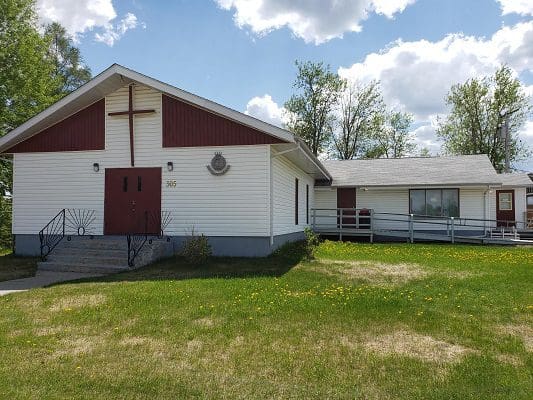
[[215, 0, 416, 44], [372, 0, 416, 18], [497, 0, 533, 16], [516, 120, 533, 171], [524, 84, 533, 97], [94, 13, 143, 46], [410, 123, 442, 155], [244, 94, 286, 127], [338, 22, 533, 120], [36, 0, 143, 46], [518, 120, 533, 149]]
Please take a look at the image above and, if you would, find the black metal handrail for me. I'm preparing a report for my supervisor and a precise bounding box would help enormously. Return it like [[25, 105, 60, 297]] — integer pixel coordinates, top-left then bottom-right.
[[148, 209, 173, 240], [126, 210, 173, 267], [39, 208, 96, 261], [39, 209, 65, 261]]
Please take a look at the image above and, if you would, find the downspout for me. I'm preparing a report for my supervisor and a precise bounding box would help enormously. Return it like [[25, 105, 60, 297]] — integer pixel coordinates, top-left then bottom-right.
[[270, 144, 300, 246], [484, 185, 498, 232]]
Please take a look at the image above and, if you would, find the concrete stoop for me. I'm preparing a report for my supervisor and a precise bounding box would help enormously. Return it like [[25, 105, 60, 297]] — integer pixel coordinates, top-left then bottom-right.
[[37, 236, 173, 274]]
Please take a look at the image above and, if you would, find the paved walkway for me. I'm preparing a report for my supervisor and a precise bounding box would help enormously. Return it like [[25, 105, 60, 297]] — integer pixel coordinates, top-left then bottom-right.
[[0, 271, 103, 296]]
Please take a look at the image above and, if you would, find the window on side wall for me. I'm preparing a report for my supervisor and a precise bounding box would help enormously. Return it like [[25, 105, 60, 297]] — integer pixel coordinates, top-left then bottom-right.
[[295, 178, 299, 225], [306, 184, 309, 225], [409, 189, 459, 217]]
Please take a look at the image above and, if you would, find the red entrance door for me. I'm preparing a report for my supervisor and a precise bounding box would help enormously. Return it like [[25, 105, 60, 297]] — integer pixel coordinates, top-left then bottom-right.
[[104, 168, 162, 235], [496, 190, 515, 227], [337, 188, 356, 228]]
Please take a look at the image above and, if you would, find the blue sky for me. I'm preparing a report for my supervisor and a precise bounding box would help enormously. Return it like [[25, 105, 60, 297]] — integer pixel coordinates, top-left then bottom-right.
[[36, 0, 533, 169]]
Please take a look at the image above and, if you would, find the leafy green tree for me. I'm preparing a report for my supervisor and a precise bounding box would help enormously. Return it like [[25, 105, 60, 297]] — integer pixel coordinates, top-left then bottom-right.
[[0, 196, 12, 249], [418, 147, 432, 157], [0, 0, 59, 139], [437, 65, 531, 172], [285, 61, 346, 155], [370, 111, 414, 158], [44, 22, 92, 96], [1, 0, 57, 202], [332, 80, 385, 159], [0, 1, 91, 248]]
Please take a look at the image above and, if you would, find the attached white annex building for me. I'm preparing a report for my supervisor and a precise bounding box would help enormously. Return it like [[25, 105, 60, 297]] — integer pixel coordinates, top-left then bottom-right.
[[0, 64, 531, 267], [314, 156, 532, 241]]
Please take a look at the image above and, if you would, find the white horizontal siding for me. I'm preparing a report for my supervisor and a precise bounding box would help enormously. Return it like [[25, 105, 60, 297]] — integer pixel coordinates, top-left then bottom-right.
[[13, 84, 270, 237], [357, 189, 410, 231], [161, 146, 269, 236], [515, 188, 527, 226], [13, 152, 107, 235], [272, 152, 314, 236], [313, 188, 337, 227], [361, 188, 491, 231], [309, 187, 492, 232]]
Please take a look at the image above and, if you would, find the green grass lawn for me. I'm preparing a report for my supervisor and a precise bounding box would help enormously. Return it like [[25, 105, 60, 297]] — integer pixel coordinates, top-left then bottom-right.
[[0, 249, 38, 281], [0, 242, 531, 399]]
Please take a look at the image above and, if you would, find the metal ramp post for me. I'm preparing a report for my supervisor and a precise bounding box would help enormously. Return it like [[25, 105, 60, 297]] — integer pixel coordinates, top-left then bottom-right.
[[370, 209, 374, 243], [409, 214, 414, 243], [339, 208, 343, 241], [450, 217, 455, 243]]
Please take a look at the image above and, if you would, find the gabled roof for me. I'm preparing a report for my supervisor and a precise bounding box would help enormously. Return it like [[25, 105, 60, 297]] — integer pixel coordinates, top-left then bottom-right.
[[322, 155, 502, 187], [0, 64, 295, 153], [499, 172, 533, 187]]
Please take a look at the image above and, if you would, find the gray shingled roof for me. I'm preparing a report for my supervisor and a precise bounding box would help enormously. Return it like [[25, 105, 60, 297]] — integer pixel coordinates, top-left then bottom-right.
[[499, 173, 533, 187], [322, 155, 502, 187]]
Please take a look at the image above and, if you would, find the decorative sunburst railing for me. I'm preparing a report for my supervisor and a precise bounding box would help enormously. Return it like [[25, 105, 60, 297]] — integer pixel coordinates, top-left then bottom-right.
[[39, 208, 97, 261], [65, 208, 97, 236]]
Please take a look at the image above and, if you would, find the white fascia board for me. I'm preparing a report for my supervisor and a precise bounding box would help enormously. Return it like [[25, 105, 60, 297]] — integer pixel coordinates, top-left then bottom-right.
[[292, 136, 332, 181]]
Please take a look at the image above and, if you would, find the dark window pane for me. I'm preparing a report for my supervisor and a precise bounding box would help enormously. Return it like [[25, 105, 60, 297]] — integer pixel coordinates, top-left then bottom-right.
[[295, 178, 299, 225], [410, 190, 425, 215], [498, 192, 513, 211], [442, 189, 459, 217], [138, 176, 142, 192], [123, 177, 128, 192], [426, 189, 442, 216], [306, 184, 309, 224]]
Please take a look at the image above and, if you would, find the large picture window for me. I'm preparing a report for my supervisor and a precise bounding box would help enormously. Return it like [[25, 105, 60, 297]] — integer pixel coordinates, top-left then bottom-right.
[[409, 189, 459, 217]]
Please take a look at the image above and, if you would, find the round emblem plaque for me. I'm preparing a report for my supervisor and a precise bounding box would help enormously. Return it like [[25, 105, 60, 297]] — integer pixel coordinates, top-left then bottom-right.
[[207, 152, 230, 175]]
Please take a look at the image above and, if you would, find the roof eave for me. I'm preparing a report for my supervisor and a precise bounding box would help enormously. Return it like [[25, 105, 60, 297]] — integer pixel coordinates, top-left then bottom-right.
[[330, 182, 502, 188], [293, 137, 332, 181]]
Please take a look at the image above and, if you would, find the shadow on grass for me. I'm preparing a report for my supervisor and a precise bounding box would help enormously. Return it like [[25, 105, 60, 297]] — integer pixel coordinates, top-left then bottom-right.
[[54, 241, 308, 286], [0, 253, 39, 282]]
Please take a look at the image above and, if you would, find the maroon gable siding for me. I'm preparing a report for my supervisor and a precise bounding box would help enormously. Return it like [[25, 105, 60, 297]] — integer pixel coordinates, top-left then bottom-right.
[[162, 94, 287, 147], [9, 99, 105, 153]]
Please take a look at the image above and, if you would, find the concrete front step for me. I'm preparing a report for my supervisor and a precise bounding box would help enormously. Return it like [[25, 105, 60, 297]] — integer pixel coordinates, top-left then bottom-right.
[[37, 235, 173, 274], [37, 262, 130, 274], [59, 239, 129, 251], [46, 254, 129, 267], [52, 247, 127, 258]]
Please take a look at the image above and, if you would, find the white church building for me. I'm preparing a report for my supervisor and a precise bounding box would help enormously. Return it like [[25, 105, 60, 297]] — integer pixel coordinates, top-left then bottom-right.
[[0, 65, 531, 265]]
